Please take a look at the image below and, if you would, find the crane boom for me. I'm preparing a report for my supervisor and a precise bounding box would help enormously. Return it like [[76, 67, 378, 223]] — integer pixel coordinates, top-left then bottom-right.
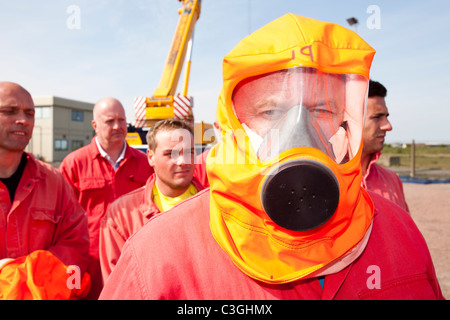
[[152, 0, 200, 101], [133, 0, 201, 126], [131, 0, 214, 149]]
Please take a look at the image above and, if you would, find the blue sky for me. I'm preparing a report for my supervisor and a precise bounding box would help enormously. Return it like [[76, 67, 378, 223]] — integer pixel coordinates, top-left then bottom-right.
[[1, 0, 449, 143]]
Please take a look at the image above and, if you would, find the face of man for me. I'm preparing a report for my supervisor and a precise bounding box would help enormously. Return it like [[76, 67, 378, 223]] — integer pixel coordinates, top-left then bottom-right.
[[92, 98, 127, 149], [147, 128, 195, 197], [233, 69, 345, 140], [362, 96, 392, 156], [0, 82, 35, 154], [232, 69, 349, 163]]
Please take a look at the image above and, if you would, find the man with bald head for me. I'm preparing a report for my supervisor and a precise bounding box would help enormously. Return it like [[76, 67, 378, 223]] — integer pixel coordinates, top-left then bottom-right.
[[59, 97, 153, 298], [92, 98, 128, 165], [0, 82, 90, 298]]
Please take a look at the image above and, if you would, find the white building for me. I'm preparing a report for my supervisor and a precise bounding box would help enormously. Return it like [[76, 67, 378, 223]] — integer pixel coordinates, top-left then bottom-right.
[[27, 96, 94, 163]]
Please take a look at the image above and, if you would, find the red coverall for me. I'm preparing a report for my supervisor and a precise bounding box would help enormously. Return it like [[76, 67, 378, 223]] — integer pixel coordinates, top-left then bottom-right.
[[99, 173, 205, 282], [100, 189, 444, 300], [193, 149, 210, 187], [363, 152, 409, 212], [59, 138, 153, 298], [0, 153, 90, 298]]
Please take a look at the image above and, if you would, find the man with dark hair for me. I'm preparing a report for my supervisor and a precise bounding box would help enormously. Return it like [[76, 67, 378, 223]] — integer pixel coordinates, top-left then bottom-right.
[[368, 79, 387, 97], [362, 80, 409, 212], [99, 119, 205, 282]]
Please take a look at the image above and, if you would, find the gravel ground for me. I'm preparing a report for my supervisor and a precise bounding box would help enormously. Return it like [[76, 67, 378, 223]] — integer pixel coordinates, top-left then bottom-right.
[[403, 183, 450, 299]]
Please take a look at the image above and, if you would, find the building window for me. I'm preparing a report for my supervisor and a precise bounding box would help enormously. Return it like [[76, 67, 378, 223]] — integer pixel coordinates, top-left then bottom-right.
[[71, 140, 84, 151], [54, 139, 68, 151], [35, 107, 50, 119], [72, 110, 84, 122]]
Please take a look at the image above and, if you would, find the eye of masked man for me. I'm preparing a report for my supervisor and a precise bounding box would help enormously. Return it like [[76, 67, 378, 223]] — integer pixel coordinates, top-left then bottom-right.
[[207, 16, 375, 284]]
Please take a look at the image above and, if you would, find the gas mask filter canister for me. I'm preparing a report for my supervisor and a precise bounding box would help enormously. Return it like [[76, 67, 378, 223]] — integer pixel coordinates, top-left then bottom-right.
[[261, 158, 340, 231]]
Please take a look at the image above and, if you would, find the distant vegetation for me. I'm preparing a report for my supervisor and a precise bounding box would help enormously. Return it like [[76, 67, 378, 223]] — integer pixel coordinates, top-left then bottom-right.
[[379, 144, 450, 179], [383, 144, 450, 155]]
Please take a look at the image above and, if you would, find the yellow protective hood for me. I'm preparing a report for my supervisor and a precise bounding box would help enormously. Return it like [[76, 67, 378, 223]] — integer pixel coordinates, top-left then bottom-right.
[[207, 14, 376, 284]]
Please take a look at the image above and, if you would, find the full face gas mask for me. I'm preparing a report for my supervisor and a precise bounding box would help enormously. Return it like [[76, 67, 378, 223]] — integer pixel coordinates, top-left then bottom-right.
[[233, 67, 366, 231], [207, 13, 376, 284]]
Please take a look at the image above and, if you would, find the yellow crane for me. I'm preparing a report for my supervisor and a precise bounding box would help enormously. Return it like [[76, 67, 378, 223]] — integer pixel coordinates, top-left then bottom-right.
[[130, 0, 214, 149]]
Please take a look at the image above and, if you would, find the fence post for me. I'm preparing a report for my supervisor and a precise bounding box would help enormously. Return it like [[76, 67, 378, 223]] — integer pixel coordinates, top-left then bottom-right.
[[410, 139, 416, 177]]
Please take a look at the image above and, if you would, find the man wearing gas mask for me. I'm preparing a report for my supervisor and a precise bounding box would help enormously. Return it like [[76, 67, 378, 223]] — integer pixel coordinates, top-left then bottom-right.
[[100, 14, 443, 300]]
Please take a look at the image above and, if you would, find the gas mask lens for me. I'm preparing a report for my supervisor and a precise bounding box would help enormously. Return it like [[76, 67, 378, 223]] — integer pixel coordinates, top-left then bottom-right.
[[233, 67, 368, 164]]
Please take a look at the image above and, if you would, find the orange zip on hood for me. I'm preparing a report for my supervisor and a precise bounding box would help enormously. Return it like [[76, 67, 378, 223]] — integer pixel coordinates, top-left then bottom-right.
[[207, 13, 376, 284]]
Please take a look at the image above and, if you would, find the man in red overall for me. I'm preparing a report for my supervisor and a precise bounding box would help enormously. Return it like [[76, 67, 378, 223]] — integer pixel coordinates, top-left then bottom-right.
[[100, 14, 443, 300], [0, 82, 90, 299], [99, 119, 205, 282], [362, 80, 409, 212], [59, 97, 153, 298]]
